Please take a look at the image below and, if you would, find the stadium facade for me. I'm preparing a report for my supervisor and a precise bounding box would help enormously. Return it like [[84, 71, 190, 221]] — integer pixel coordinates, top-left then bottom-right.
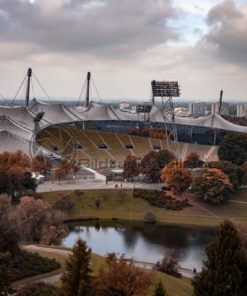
[[0, 99, 246, 158]]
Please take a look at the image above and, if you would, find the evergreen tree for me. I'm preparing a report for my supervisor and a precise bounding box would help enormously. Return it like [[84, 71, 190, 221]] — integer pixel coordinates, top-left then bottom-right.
[[192, 221, 247, 296], [61, 239, 93, 296], [153, 281, 167, 296]]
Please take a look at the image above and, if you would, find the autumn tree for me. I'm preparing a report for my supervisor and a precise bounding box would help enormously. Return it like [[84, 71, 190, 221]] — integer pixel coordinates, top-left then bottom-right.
[[191, 168, 233, 204], [0, 151, 31, 171], [12, 196, 68, 244], [192, 221, 247, 296], [218, 134, 247, 165], [55, 159, 72, 183], [206, 161, 242, 189], [71, 161, 80, 179], [94, 253, 153, 296], [156, 150, 175, 169], [0, 151, 36, 201], [123, 155, 139, 180], [61, 239, 93, 296], [161, 160, 192, 194], [184, 152, 203, 168], [31, 155, 52, 177], [141, 150, 175, 183], [141, 151, 161, 183]]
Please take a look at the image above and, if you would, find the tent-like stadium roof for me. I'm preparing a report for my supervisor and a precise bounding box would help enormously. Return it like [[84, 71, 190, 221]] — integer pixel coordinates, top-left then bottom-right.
[[0, 98, 246, 155]]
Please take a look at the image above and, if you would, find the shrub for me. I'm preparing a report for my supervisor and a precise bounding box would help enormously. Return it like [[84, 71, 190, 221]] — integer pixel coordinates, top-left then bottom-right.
[[1, 251, 60, 283], [154, 255, 182, 278], [133, 189, 190, 210], [17, 283, 60, 296], [144, 211, 157, 223], [74, 189, 84, 198], [54, 193, 75, 213], [95, 198, 101, 209]]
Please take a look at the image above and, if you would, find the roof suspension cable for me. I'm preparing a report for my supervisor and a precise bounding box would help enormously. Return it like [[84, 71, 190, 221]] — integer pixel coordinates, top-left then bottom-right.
[[91, 77, 102, 101], [31, 76, 35, 99], [32, 72, 52, 102], [11, 73, 27, 105], [77, 78, 87, 106]]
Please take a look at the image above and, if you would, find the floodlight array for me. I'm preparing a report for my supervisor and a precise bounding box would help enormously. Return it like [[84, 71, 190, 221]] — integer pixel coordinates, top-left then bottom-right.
[[151, 80, 180, 97], [136, 105, 152, 113]]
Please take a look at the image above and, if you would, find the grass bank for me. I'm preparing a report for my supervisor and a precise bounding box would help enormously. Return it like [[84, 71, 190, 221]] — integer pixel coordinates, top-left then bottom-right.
[[40, 188, 247, 227], [28, 247, 193, 296]]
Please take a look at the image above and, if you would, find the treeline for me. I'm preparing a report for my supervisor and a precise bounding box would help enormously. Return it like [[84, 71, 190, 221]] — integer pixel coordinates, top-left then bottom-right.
[[124, 134, 247, 204]]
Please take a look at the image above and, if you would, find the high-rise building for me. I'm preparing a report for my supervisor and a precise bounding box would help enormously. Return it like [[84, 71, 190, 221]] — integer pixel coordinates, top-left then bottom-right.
[[211, 102, 229, 115], [236, 104, 247, 118], [189, 102, 206, 116]]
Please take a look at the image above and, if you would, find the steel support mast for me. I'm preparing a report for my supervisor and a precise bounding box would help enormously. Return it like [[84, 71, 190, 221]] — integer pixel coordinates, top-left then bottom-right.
[[25, 68, 32, 107], [151, 80, 181, 159]]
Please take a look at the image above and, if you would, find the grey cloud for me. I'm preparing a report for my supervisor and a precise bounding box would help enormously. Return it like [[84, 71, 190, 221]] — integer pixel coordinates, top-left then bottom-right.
[[0, 0, 179, 57], [199, 0, 247, 65], [207, 0, 242, 25]]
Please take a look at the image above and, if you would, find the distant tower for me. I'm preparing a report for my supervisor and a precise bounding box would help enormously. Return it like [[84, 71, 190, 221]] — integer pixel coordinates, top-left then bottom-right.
[[218, 90, 223, 115], [25, 68, 32, 107], [151, 80, 180, 159], [86, 72, 91, 107]]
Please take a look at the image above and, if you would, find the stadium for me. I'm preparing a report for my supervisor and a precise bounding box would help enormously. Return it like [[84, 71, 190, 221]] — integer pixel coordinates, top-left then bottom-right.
[[0, 69, 246, 170], [0, 96, 247, 171]]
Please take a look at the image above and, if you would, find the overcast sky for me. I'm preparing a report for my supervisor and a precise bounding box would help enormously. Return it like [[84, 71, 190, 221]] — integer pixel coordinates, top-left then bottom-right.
[[0, 0, 247, 102]]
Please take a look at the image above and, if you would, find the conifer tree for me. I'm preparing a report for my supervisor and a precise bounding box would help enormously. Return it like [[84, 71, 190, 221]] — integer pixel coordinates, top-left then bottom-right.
[[192, 220, 247, 296], [61, 238, 93, 296], [153, 281, 167, 296]]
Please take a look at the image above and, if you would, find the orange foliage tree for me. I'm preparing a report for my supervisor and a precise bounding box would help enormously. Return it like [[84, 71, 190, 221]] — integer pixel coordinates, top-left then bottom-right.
[[123, 155, 139, 180], [55, 159, 72, 183], [0, 150, 31, 171], [94, 253, 153, 296], [0, 151, 35, 200], [31, 155, 53, 177], [191, 168, 233, 204], [161, 160, 192, 194]]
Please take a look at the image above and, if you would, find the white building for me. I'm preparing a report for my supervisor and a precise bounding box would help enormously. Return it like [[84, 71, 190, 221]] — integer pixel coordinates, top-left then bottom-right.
[[119, 102, 130, 110], [236, 104, 247, 118], [189, 103, 206, 116], [211, 102, 229, 115]]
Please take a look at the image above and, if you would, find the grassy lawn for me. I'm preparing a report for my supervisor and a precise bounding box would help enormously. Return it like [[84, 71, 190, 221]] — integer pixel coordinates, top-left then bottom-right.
[[41, 188, 247, 227], [30, 247, 193, 296]]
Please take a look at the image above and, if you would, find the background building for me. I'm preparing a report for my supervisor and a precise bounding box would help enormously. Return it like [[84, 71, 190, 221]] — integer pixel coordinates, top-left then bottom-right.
[[236, 104, 247, 118], [211, 102, 229, 115], [189, 102, 206, 116]]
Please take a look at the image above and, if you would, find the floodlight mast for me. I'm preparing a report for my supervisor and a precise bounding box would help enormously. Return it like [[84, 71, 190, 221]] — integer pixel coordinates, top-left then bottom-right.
[[86, 72, 91, 107], [151, 80, 180, 159], [218, 90, 223, 115], [25, 68, 32, 107]]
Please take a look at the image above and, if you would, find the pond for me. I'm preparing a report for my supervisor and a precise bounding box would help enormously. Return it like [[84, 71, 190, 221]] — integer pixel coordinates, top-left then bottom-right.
[[62, 221, 214, 271]]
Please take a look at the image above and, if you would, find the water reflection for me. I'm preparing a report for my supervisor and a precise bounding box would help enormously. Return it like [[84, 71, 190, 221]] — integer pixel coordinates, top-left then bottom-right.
[[62, 222, 214, 270]]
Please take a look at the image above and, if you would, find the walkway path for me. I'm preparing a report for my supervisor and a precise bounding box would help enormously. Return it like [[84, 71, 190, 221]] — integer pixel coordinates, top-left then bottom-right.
[[37, 180, 163, 193]]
